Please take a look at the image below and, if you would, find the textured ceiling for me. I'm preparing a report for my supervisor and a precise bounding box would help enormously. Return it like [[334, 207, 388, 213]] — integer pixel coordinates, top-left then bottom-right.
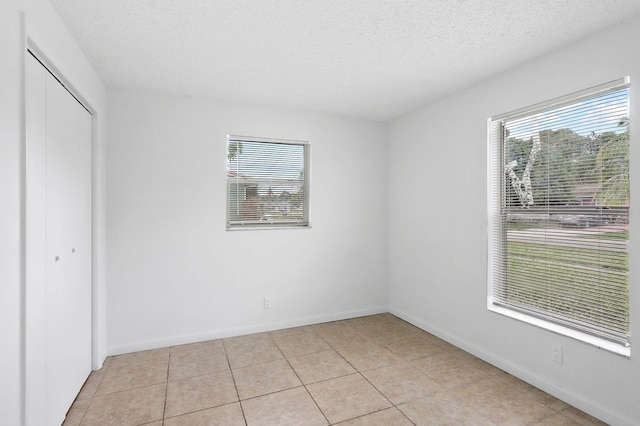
[[49, 0, 640, 121]]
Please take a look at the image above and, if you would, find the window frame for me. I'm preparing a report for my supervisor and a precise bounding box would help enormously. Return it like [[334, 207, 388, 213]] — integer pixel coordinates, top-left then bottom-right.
[[487, 78, 631, 357], [226, 134, 311, 230]]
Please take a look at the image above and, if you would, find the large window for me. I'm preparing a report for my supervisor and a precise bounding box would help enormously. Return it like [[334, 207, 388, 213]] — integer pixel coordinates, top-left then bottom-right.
[[226, 135, 310, 229], [488, 79, 630, 355]]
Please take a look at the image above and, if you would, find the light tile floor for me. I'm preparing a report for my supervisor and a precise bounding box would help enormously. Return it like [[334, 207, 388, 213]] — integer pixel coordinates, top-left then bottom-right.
[[63, 314, 607, 425]]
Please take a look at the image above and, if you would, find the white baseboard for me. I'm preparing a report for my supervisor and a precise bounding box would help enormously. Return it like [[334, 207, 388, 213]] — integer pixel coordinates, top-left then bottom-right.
[[107, 305, 387, 356]]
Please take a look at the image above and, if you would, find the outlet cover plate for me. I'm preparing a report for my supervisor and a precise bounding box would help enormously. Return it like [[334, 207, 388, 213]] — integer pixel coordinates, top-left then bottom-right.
[[552, 345, 563, 364]]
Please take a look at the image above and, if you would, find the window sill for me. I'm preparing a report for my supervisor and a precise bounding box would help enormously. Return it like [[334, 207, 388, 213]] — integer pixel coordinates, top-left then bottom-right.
[[488, 304, 630, 358], [226, 224, 312, 231]]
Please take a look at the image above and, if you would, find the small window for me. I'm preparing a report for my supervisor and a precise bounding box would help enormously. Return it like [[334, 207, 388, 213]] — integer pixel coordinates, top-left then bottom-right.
[[488, 78, 630, 355], [226, 135, 310, 229]]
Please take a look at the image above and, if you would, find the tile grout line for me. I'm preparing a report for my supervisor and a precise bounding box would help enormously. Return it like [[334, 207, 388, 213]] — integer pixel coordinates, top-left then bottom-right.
[[280, 341, 332, 425], [318, 322, 445, 425], [161, 349, 170, 424], [69, 357, 113, 425], [161, 401, 243, 423], [356, 369, 418, 425], [74, 372, 101, 425], [299, 330, 411, 425], [221, 338, 249, 426]]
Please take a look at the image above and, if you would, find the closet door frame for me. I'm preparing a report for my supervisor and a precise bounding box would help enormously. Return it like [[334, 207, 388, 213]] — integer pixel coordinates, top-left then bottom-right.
[[23, 43, 96, 426]]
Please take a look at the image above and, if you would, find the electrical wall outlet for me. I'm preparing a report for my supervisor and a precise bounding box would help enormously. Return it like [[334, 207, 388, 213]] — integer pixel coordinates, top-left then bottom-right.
[[551, 344, 563, 364], [263, 297, 272, 310]]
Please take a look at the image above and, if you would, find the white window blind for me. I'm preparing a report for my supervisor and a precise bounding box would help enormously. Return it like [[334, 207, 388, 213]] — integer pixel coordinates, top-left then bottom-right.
[[226, 135, 310, 229], [488, 79, 630, 353]]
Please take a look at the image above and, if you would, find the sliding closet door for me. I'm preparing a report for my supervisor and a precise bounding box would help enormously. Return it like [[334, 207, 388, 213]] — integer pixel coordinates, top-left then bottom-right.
[[44, 55, 93, 426], [25, 53, 93, 426]]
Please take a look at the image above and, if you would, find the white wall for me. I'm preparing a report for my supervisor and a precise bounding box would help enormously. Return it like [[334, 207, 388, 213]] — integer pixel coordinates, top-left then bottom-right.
[[0, 0, 107, 424], [388, 16, 640, 426], [106, 90, 388, 354]]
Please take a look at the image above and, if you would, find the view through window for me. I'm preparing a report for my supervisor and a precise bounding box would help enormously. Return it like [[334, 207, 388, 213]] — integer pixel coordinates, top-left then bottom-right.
[[226, 135, 310, 229], [488, 79, 630, 355]]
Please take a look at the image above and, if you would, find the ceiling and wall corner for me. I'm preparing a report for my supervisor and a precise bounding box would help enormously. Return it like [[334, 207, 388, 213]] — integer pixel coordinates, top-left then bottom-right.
[[49, 0, 640, 121]]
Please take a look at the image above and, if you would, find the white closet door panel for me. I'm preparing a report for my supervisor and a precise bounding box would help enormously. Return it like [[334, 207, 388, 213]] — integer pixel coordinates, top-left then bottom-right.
[[44, 69, 93, 426]]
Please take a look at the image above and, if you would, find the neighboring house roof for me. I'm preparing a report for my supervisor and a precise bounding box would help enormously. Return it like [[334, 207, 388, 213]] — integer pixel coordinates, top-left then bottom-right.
[[227, 170, 249, 178]]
